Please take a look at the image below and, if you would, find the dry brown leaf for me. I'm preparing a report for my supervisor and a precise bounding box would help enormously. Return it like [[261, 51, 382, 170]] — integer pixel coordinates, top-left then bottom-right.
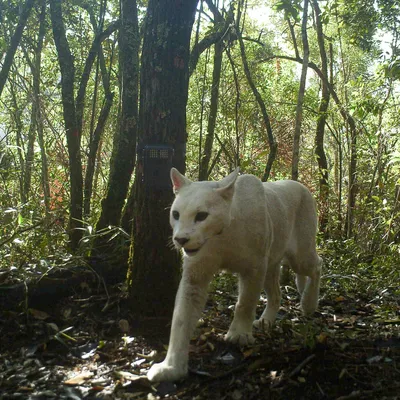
[[29, 308, 50, 320], [64, 371, 94, 386]]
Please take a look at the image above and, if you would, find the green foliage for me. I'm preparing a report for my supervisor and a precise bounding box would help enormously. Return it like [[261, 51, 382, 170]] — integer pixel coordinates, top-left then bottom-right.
[[322, 238, 400, 296], [384, 57, 400, 80], [335, 0, 380, 51], [0, 0, 400, 297], [274, 0, 302, 22]]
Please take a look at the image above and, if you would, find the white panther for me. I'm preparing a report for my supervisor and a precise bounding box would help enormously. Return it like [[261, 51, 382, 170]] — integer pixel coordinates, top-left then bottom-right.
[[147, 168, 322, 382]]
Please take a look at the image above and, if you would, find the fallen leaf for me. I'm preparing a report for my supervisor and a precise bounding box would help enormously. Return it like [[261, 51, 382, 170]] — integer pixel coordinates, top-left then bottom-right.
[[367, 355, 383, 364], [64, 371, 94, 386], [119, 319, 130, 333], [114, 371, 152, 387], [317, 332, 328, 344], [29, 308, 50, 320]]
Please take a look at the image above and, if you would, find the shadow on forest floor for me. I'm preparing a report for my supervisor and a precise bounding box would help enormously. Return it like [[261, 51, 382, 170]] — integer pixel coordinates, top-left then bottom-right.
[[0, 278, 399, 399]]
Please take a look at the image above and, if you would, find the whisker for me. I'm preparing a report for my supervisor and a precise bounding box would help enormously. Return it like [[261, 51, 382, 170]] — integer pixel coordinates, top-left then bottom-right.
[[167, 236, 177, 250]]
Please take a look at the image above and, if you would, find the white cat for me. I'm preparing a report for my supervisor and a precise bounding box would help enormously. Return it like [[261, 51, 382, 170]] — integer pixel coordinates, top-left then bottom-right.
[[147, 168, 322, 382]]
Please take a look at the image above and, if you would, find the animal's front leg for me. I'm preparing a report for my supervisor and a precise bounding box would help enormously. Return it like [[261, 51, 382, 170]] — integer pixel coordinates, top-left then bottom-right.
[[225, 269, 264, 346], [147, 272, 210, 382], [253, 262, 281, 330]]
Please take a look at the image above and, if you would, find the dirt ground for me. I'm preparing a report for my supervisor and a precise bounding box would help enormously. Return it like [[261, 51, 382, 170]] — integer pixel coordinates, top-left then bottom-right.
[[0, 280, 399, 399]]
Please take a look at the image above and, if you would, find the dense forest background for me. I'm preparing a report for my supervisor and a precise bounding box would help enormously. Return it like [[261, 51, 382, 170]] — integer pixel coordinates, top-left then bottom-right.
[[0, 0, 399, 314], [0, 1, 399, 398]]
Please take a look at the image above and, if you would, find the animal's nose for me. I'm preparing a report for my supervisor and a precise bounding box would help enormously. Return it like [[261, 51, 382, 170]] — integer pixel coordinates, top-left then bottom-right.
[[175, 237, 189, 246]]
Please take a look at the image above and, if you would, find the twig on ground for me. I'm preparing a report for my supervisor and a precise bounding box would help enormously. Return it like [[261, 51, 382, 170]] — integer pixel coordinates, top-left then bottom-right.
[[335, 384, 400, 400], [272, 353, 316, 388], [288, 354, 316, 378]]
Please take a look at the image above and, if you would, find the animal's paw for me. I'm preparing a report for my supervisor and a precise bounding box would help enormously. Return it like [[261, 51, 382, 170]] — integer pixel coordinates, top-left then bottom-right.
[[253, 318, 274, 331], [301, 299, 318, 316], [224, 330, 255, 346], [147, 361, 187, 382]]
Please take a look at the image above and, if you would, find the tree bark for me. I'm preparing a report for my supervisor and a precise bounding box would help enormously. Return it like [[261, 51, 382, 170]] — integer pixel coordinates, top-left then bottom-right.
[[50, 0, 83, 250], [128, 0, 198, 318], [291, 0, 309, 181], [0, 0, 35, 98], [93, 0, 139, 255]]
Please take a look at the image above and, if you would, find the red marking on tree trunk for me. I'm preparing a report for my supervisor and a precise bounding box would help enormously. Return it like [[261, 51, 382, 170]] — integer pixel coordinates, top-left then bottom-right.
[[173, 55, 185, 69]]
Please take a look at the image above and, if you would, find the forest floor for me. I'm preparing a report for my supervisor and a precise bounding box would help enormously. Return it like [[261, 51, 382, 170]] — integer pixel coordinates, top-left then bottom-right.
[[0, 274, 399, 400]]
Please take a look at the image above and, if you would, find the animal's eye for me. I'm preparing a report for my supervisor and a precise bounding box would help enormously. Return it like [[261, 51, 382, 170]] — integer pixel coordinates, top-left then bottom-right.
[[195, 212, 209, 222], [172, 210, 180, 220]]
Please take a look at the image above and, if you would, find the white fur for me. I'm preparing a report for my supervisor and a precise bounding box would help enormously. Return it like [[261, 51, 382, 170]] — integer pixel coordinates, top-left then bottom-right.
[[147, 168, 322, 382]]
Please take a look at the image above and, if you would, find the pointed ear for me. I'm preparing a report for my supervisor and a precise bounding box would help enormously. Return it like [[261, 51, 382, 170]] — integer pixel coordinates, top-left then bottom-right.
[[170, 168, 192, 194], [215, 167, 239, 201]]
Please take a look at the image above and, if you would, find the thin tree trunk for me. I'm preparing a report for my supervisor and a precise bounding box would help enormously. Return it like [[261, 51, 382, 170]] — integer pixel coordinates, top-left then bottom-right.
[[199, 36, 223, 180], [83, 56, 101, 219], [312, 0, 330, 234], [30, 4, 51, 225], [189, 3, 234, 77], [236, 26, 277, 181], [262, 52, 358, 226], [84, 94, 114, 219], [346, 129, 357, 238], [94, 0, 139, 253], [24, 104, 36, 202], [83, 21, 116, 218], [197, 48, 210, 178], [76, 20, 119, 136], [9, 83, 25, 203], [82, 11, 117, 219], [50, 0, 83, 250], [21, 5, 47, 204], [0, 0, 35, 98], [292, 0, 309, 181], [128, 0, 198, 318], [334, 9, 357, 238]]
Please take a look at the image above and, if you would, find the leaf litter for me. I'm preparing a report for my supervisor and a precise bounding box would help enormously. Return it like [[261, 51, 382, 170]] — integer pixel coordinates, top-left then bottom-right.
[[0, 281, 399, 399]]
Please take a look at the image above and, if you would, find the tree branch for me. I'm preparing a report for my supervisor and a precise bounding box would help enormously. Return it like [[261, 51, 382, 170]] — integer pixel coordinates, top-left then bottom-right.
[[189, 1, 234, 76]]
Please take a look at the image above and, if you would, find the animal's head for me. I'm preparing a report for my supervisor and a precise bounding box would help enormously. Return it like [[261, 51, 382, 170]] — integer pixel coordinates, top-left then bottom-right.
[[169, 168, 239, 256]]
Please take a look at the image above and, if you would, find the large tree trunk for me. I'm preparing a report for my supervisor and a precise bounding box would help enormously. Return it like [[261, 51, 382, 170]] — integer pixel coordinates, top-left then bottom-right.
[[312, 0, 330, 235], [128, 0, 198, 318], [93, 0, 139, 254], [0, 0, 35, 98], [50, 0, 83, 250], [291, 0, 309, 181]]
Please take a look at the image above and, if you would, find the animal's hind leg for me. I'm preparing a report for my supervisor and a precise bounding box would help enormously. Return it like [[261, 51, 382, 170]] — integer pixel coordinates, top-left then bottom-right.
[[253, 262, 281, 329], [297, 254, 322, 316], [295, 274, 307, 295]]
